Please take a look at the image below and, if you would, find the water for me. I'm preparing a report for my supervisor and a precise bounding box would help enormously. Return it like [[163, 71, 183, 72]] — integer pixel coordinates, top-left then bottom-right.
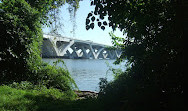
[[43, 59, 126, 92]]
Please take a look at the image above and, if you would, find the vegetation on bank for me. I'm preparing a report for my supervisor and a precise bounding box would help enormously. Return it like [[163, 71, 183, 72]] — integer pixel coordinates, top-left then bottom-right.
[[0, 0, 82, 110], [0, 0, 79, 89], [0, 0, 185, 111], [86, 0, 185, 111], [0, 85, 100, 111]]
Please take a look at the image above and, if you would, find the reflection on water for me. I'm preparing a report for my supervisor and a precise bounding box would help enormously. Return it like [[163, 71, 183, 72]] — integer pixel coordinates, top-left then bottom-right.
[[43, 59, 126, 92]]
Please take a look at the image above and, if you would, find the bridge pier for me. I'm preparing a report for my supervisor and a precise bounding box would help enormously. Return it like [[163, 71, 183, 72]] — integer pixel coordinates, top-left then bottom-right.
[[80, 46, 90, 59]]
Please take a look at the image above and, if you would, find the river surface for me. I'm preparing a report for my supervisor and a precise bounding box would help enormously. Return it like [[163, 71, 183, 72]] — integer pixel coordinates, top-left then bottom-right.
[[43, 59, 126, 92]]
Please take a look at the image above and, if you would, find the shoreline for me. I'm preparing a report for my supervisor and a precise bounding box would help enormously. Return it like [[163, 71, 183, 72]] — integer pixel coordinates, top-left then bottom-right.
[[74, 90, 99, 99]]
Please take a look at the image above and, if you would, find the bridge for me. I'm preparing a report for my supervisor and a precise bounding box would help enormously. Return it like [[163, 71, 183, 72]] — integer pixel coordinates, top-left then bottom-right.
[[42, 34, 122, 59]]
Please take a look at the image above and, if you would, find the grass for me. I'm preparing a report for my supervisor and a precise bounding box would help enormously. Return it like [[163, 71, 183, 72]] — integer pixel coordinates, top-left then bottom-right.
[[0, 85, 101, 111]]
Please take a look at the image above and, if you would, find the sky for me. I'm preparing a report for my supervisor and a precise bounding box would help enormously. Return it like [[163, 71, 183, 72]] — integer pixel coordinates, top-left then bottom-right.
[[42, 0, 124, 46]]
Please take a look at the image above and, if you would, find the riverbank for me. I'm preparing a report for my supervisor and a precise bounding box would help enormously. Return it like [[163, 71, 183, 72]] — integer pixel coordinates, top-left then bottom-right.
[[0, 85, 101, 111], [75, 90, 98, 99]]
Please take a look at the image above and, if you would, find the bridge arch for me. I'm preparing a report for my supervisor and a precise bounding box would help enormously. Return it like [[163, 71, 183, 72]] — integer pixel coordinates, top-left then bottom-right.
[[42, 35, 122, 59]]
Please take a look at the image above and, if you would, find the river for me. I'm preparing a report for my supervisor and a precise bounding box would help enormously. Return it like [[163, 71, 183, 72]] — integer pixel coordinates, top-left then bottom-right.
[[43, 59, 126, 92]]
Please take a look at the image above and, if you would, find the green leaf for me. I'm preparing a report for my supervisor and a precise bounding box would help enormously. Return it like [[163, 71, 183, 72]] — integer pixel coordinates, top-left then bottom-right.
[[98, 22, 101, 27], [91, 1, 94, 6], [103, 21, 107, 25], [90, 23, 94, 29], [86, 18, 90, 25], [87, 12, 92, 18], [101, 26, 105, 30], [99, 15, 104, 19], [91, 16, 95, 22], [86, 24, 90, 30]]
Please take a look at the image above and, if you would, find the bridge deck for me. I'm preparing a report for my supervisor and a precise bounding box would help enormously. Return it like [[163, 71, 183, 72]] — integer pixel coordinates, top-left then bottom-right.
[[42, 34, 121, 59]]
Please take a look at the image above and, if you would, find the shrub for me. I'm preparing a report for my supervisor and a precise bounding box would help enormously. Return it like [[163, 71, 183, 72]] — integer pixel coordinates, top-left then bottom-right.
[[32, 60, 78, 91], [0, 0, 77, 92], [0, 0, 42, 84]]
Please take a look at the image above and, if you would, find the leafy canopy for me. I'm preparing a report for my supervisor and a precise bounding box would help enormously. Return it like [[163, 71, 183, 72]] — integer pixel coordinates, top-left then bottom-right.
[[0, 0, 79, 91], [86, 0, 184, 110]]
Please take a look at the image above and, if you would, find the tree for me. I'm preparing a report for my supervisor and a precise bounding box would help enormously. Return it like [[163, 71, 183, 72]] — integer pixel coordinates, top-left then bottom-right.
[[0, 0, 42, 83], [86, 0, 184, 110], [0, 0, 80, 90]]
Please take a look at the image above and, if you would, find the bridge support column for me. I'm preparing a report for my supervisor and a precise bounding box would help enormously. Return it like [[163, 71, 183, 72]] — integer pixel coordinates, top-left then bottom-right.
[[57, 40, 74, 56], [108, 50, 116, 59], [115, 50, 122, 58], [69, 45, 77, 59], [95, 48, 104, 59], [89, 45, 105, 59], [42, 38, 59, 57], [89, 44, 96, 59], [80, 46, 90, 59]]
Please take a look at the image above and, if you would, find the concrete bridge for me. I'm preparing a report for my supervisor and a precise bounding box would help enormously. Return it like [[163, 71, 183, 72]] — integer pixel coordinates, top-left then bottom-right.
[[42, 34, 122, 59]]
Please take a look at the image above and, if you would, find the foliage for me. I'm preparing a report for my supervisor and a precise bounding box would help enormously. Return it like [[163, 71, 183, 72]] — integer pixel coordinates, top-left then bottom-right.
[[25, 0, 80, 26], [7, 82, 76, 99], [32, 60, 78, 91], [9, 59, 78, 91], [0, 0, 42, 84], [87, 0, 184, 111], [45, 0, 81, 35], [0, 0, 79, 91], [106, 61, 123, 79]]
